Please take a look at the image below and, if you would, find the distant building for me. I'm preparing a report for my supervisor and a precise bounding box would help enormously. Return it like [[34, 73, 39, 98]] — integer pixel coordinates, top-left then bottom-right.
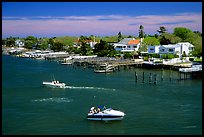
[[148, 42, 194, 58], [73, 38, 98, 49], [15, 40, 24, 47], [113, 38, 142, 52]]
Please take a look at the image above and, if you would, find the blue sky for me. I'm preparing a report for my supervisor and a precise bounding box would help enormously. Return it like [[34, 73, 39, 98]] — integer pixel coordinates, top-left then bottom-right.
[[2, 2, 202, 38]]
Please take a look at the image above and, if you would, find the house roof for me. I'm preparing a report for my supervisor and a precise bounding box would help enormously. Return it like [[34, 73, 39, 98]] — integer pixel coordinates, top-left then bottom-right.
[[161, 44, 180, 48], [128, 39, 140, 45], [118, 38, 134, 44], [118, 38, 140, 45]]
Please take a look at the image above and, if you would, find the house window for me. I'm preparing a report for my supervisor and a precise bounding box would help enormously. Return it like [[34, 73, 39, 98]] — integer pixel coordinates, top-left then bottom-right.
[[160, 49, 165, 52], [189, 47, 193, 50], [150, 48, 154, 51], [168, 49, 173, 52]]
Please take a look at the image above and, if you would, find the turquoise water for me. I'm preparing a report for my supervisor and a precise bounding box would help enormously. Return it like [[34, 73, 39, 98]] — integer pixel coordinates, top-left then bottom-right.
[[2, 55, 202, 135]]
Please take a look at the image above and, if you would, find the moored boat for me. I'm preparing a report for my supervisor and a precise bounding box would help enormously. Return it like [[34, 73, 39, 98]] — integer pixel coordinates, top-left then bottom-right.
[[94, 63, 115, 73]]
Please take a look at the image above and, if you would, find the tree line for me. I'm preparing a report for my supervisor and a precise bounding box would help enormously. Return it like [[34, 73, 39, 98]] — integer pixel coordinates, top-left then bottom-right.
[[2, 26, 202, 57]]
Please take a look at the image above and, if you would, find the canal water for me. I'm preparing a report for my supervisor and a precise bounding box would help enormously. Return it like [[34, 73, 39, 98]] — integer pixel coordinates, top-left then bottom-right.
[[2, 55, 202, 135]]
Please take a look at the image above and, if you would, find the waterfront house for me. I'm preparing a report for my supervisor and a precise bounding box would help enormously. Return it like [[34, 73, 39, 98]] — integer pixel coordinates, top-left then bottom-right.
[[73, 38, 98, 49], [148, 42, 194, 58], [113, 38, 142, 52], [15, 39, 25, 47]]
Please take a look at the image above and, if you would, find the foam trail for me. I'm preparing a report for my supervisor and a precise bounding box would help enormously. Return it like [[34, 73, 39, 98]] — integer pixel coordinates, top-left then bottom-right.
[[65, 86, 116, 91], [32, 97, 73, 103]]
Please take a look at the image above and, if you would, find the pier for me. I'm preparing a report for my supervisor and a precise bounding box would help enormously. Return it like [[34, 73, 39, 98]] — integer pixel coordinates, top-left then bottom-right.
[[179, 65, 202, 79]]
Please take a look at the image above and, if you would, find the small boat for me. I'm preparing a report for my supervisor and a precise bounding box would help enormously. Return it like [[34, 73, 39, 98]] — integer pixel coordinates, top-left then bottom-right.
[[61, 62, 72, 65], [42, 80, 66, 88], [87, 105, 125, 121], [94, 63, 115, 73]]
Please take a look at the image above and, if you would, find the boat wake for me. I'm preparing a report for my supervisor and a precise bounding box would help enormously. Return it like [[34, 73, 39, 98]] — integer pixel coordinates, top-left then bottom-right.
[[64, 86, 116, 91], [32, 97, 73, 103]]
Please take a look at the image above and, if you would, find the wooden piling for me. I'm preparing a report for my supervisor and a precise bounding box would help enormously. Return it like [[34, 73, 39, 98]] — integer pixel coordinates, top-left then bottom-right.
[[149, 73, 152, 84], [142, 72, 144, 83], [154, 74, 157, 85], [161, 69, 163, 81], [135, 71, 137, 82]]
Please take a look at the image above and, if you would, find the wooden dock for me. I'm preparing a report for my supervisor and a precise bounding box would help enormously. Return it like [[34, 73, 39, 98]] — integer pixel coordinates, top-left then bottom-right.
[[179, 65, 202, 73]]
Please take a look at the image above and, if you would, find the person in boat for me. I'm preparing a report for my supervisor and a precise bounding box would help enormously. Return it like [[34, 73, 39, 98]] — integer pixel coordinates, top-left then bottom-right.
[[89, 106, 97, 114], [97, 107, 100, 113], [98, 105, 106, 111]]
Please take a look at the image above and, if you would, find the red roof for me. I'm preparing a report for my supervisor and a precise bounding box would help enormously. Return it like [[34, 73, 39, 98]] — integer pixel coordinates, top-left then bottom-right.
[[128, 39, 140, 45]]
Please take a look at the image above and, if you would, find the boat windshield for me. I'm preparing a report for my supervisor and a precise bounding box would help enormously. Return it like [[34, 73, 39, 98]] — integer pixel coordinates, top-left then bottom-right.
[[97, 105, 106, 111]]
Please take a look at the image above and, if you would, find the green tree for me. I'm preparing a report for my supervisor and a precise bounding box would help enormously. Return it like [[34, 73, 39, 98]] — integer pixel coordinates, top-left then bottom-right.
[[93, 40, 116, 57], [2, 39, 6, 45], [24, 41, 33, 49], [24, 36, 38, 49], [118, 32, 122, 42], [80, 42, 93, 56], [193, 31, 202, 37], [25, 36, 37, 43], [138, 36, 160, 52], [6, 36, 15, 47], [190, 36, 202, 57], [138, 44, 148, 52], [79, 35, 87, 43], [50, 42, 64, 52], [123, 52, 133, 59], [173, 27, 192, 41], [159, 33, 182, 45], [142, 36, 160, 46], [36, 43, 48, 50], [48, 38, 55, 46]]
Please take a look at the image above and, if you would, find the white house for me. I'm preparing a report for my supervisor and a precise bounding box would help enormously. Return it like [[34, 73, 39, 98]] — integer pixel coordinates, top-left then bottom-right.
[[148, 42, 194, 58], [113, 38, 141, 52], [148, 45, 160, 54], [15, 39, 25, 47]]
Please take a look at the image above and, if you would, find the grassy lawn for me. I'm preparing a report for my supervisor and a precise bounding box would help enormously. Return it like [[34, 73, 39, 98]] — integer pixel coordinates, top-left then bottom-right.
[[194, 58, 202, 62]]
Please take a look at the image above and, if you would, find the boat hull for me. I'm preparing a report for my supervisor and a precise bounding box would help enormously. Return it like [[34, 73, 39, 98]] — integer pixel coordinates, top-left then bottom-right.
[[87, 115, 124, 121], [87, 109, 125, 121], [42, 82, 66, 88], [94, 69, 114, 73]]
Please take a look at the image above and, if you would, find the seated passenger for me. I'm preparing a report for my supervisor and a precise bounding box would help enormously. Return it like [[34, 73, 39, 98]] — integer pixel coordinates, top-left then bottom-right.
[[97, 108, 100, 113]]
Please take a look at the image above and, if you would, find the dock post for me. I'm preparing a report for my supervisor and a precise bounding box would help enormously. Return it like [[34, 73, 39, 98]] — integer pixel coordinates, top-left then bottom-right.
[[149, 73, 152, 84], [161, 69, 163, 81], [154, 74, 157, 85], [142, 72, 144, 83], [135, 71, 137, 82], [183, 72, 185, 80], [185, 72, 187, 80]]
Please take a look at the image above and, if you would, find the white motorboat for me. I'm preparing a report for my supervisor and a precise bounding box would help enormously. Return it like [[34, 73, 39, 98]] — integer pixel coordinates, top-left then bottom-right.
[[87, 106, 125, 121], [42, 80, 66, 88]]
